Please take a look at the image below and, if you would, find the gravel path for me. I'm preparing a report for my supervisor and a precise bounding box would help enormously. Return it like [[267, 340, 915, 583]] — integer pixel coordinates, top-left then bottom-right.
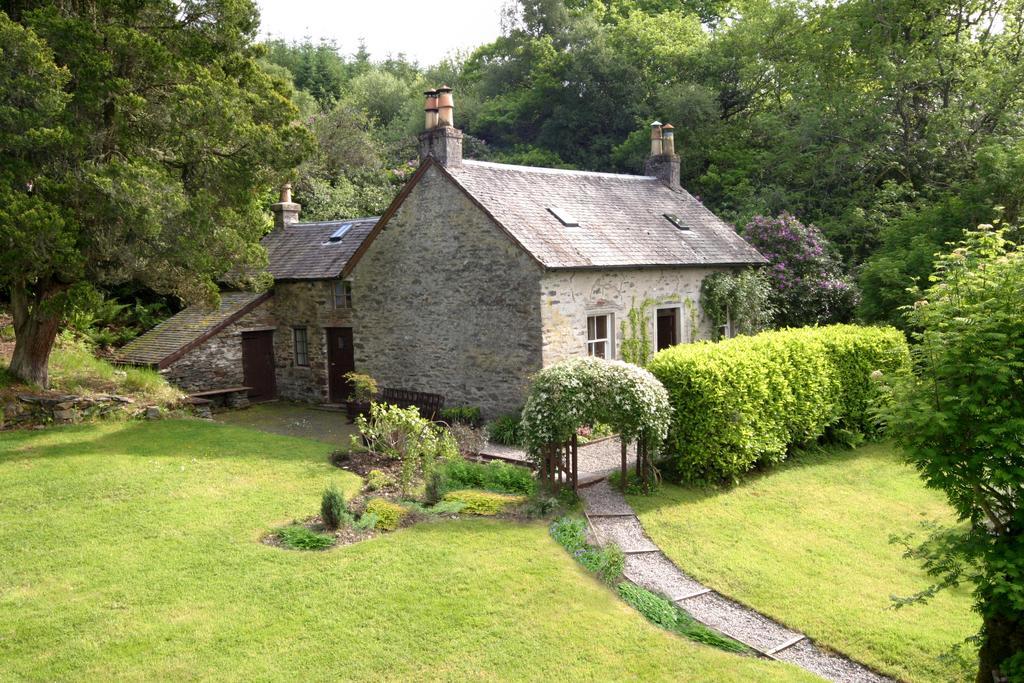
[[578, 477, 893, 683]]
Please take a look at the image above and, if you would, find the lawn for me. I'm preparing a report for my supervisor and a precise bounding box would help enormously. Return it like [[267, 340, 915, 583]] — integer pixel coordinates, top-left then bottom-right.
[[0, 419, 810, 681], [630, 442, 979, 683]]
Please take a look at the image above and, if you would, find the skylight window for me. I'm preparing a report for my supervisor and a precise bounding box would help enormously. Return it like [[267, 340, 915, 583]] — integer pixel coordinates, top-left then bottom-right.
[[547, 207, 579, 227], [328, 223, 353, 242], [664, 214, 689, 231]]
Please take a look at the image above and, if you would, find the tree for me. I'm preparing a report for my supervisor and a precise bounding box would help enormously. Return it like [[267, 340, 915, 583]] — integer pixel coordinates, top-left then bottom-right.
[[882, 226, 1024, 682], [741, 213, 859, 327], [0, 2, 307, 386]]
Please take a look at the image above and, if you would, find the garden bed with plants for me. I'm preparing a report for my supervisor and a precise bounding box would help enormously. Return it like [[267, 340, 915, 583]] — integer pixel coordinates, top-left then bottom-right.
[[266, 402, 567, 552]]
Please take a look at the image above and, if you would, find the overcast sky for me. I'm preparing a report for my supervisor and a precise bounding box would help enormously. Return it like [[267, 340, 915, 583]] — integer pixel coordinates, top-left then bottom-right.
[[255, 0, 510, 65]]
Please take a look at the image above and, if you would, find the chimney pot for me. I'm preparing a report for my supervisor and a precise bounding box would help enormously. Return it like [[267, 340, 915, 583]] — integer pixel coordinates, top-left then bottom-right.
[[424, 89, 438, 130], [436, 85, 454, 127], [661, 123, 676, 156], [649, 121, 663, 156]]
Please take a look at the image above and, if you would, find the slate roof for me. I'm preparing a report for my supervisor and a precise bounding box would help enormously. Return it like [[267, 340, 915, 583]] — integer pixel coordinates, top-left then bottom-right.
[[445, 160, 765, 269], [116, 291, 270, 368], [263, 217, 379, 280]]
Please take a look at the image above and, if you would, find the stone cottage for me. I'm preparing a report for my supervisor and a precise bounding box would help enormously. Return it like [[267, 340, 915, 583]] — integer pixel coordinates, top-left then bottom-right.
[[117, 204, 378, 404], [118, 86, 764, 414]]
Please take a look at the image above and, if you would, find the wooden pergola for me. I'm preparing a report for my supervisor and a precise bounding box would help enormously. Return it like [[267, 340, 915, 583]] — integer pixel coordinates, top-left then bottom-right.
[[538, 431, 656, 493]]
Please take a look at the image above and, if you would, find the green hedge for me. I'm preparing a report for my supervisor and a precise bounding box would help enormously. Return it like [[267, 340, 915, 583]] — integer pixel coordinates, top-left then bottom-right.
[[647, 325, 909, 482]]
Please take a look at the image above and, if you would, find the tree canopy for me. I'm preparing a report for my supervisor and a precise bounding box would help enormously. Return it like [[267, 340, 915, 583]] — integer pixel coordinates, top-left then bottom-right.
[[0, 0, 307, 385]]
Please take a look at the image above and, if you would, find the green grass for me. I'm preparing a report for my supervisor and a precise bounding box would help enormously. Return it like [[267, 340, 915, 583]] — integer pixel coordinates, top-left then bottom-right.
[[1, 336, 181, 405], [0, 420, 812, 681], [630, 442, 979, 682]]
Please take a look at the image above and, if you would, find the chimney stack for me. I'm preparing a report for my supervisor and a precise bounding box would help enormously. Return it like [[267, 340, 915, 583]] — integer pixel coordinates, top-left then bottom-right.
[[418, 85, 463, 168], [643, 120, 680, 190], [271, 182, 301, 229]]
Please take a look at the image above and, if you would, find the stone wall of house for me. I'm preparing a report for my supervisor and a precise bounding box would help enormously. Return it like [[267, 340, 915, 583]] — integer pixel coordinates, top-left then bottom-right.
[[163, 298, 276, 392], [539, 266, 731, 366], [270, 280, 353, 403], [352, 165, 546, 418], [163, 284, 354, 402]]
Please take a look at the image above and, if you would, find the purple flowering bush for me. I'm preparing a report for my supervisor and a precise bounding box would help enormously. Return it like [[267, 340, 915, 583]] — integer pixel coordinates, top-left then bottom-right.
[[743, 213, 860, 327]]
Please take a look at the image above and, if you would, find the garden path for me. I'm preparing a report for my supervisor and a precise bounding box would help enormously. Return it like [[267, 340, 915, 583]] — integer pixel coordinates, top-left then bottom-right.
[[480, 436, 637, 484], [580, 479, 892, 683]]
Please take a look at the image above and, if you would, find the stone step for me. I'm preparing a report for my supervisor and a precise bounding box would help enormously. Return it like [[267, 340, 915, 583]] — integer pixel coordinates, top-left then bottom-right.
[[578, 479, 635, 516], [678, 591, 803, 654], [589, 516, 659, 553], [623, 552, 707, 601]]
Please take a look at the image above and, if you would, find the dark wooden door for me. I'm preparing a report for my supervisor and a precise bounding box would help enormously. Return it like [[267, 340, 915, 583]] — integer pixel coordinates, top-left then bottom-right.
[[657, 308, 679, 350], [326, 327, 355, 403], [241, 330, 276, 401]]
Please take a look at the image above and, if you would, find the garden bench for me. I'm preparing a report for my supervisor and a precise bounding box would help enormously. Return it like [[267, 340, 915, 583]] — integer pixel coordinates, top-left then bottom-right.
[[189, 386, 252, 410], [378, 387, 445, 420]]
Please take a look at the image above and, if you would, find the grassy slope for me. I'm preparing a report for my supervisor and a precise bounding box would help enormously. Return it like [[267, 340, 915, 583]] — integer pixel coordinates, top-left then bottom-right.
[[0, 336, 181, 405], [630, 443, 978, 683], [0, 420, 810, 681]]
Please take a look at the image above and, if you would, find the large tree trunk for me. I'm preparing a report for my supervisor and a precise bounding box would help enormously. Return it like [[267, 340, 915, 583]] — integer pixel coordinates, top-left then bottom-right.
[[8, 284, 63, 388], [976, 584, 1024, 682]]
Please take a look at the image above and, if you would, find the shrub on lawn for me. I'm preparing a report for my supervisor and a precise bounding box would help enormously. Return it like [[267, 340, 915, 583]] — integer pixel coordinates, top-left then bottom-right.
[[320, 484, 350, 530], [617, 582, 749, 653], [648, 324, 909, 482], [441, 489, 526, 515], [426, 459, 536, 503], [276, 525, 335, 550], [353, 403, 460, 496], [364, 498, 408, 531]]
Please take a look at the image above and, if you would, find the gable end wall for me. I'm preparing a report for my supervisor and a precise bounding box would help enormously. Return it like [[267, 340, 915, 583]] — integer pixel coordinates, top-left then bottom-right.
[[352, 165, 545, 417]]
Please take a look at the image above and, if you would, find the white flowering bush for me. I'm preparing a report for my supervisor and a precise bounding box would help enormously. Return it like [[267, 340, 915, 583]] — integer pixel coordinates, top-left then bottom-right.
[[520, 357, 672, 462]]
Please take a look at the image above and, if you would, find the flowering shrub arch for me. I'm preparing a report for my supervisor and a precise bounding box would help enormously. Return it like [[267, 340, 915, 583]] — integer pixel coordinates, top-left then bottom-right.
[[520, 357, 672, 462]]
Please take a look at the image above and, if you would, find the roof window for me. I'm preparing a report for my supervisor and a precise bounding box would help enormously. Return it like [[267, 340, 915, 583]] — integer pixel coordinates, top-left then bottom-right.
[[547, 207, 579, 227], [328, 223, 353, 242], [664, 213, 689, 231]]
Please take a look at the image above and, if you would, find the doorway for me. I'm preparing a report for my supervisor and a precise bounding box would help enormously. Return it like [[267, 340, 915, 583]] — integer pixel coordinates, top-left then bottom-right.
[[656, 307, 680, 350], [241, 330, 277, 401], [326, 327, 355, 403]]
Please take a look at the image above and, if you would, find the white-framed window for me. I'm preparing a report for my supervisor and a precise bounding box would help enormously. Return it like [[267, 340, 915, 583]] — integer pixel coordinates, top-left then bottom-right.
[[292, 327, 309, 366], [586, 314, 613, 359], [333, 280, 353, 309]]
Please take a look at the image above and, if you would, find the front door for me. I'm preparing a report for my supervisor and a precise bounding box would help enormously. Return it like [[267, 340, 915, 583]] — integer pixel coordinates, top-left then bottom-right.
[[241, 330, 276, 401], [657, 308, 679, 350], [326, 327, 355, 403]]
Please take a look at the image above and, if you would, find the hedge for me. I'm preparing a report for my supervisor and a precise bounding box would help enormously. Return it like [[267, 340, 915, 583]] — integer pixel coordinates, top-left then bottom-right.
[[647, 325, 909, 482]]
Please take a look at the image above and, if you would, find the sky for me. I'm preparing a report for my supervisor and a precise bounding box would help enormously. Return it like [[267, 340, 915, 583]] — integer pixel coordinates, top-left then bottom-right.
[[255, 0, 511, 65]]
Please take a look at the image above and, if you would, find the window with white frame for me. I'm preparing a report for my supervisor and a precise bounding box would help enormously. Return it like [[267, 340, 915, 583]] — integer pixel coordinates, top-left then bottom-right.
[[586, 314, 612, 359], [292, 327, 309, 366], [333, 280, 352, 309]]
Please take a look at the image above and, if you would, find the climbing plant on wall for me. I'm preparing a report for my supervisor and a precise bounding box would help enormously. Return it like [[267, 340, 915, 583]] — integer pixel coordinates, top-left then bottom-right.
[[619, 298, 654, 366], [700, 270, 775, 340], [520, 357, 672, 492]]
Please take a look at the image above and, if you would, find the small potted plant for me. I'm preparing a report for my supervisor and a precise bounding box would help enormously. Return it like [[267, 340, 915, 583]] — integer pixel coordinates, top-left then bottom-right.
[[344, 371, 378, 421]]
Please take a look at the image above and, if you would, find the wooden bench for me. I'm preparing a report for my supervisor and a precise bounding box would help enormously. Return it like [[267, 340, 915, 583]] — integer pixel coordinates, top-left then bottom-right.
[[189, 386, 252, 410], [378, 387, 445, 420]]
